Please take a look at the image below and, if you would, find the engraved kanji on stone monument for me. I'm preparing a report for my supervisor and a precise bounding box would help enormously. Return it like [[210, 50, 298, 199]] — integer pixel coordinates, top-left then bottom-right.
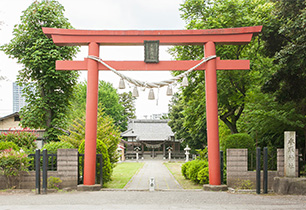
[[284, 131, 296, 177]]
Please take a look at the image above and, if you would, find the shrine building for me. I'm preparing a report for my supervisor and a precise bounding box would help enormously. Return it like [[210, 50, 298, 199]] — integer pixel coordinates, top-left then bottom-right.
[[121, 119, 182, 159]]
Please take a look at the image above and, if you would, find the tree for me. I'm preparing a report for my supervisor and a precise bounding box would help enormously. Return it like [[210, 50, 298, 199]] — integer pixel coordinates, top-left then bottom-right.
[[70, 81, 128, 131], [168, 93, 207, 151], [261, 0, 306, 160], [119, 91, 136, 120], [0, 0, 79, 141], [60, 108, 121, 165], [168, 0, 275, 136]]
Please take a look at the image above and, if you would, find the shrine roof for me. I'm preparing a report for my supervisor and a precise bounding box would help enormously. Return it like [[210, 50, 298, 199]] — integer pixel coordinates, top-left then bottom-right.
[[121, 119, 174, 141]]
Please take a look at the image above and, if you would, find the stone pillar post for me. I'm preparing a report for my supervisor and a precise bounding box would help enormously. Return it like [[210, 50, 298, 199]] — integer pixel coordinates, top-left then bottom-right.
[[57, 149, 78, 187], [284, 131, 296, 177]]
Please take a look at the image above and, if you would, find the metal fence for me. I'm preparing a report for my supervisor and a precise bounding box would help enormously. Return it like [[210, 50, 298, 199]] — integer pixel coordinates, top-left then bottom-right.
[[248, 149, 277, 171], [28, 153, 57, 171], [78, 153, 103, 186]]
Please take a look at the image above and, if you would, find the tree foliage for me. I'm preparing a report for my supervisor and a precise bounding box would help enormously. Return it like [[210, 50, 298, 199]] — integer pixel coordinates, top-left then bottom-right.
[[70, 81, 131, 131], [262, 0, 306, 104], [0, 0, 79, 141], [260, 0, 306, 160], [42, 141, 74, 154], [168, 0, 275, 151], [119, 91, 136, 120], [168, 93, 206, 150], [60, 108, 121, 165]]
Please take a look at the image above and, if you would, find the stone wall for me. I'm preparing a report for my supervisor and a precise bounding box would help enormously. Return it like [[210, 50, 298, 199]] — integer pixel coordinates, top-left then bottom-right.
[[0, 149, 78, 190], [227, 149, 298, 190]]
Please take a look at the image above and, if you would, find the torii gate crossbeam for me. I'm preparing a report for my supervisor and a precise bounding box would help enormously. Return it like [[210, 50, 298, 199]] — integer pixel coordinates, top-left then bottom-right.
[[43, 26, 262, 186]]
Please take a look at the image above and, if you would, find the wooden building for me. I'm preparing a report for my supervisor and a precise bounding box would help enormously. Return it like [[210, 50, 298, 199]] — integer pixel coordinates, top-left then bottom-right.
[[121, 119, 183, 159]]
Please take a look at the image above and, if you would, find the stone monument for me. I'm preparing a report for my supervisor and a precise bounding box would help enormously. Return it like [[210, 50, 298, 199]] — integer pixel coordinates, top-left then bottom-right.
[[284, 131, 296, 177]]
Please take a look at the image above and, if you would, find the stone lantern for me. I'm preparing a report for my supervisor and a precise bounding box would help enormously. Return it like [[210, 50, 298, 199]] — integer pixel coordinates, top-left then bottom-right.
[[184, 145, 191, 162], [117, 147, 123, 162], [134, 147, 141, 161], [167, 146, 172, 161]]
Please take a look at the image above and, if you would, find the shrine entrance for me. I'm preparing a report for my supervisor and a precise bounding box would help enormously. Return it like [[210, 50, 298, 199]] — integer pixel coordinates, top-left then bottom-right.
[[43, 26, 262, 186]]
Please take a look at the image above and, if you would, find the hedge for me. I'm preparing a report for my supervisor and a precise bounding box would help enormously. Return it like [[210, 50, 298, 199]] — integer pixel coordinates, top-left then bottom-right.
[[78, 140, 112, 183], [182, 159, 209, 184]]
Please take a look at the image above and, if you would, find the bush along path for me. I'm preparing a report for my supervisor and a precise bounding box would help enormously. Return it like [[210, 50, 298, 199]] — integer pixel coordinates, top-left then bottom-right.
[[181, 148, 210, 185], [164, 162, 203, 189]]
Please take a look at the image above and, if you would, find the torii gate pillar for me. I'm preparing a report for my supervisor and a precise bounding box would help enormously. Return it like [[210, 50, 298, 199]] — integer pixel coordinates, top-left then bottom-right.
[[84, 42, 99, 185], [205, 41, 220, 185]]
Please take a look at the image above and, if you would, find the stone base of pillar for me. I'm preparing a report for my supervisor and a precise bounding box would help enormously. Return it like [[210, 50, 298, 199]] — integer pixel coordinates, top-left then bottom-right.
[[77, 184, 101, 191], [203, 184, 228, 191]]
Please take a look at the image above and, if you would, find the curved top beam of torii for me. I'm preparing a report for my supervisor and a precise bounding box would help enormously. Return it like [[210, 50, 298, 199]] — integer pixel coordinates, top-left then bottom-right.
[[42, 26, 262, 46], [42, 26, 262, 72]]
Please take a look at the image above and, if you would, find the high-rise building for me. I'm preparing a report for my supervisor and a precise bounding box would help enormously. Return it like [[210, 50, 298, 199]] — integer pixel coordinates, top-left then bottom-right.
[[13, 82, 27, 112]]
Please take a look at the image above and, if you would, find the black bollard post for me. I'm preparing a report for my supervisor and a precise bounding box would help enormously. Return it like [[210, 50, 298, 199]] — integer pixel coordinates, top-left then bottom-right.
[[256, 147, 261, 194], [220, 150, 224, 185], [99, 154, 103, 187], [35, 149, 41, 194], [263, 147, 268, 194], [42, 149, 48, 194]]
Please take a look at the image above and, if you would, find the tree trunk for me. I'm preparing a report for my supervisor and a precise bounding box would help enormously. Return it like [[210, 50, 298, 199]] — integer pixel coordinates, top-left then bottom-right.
[[220, 105, 244, 134], [220, 117, 239, 134]]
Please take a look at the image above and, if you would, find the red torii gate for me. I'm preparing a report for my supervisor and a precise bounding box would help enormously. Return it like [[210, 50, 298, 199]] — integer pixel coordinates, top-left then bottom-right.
[[43, 26, 262, 186]]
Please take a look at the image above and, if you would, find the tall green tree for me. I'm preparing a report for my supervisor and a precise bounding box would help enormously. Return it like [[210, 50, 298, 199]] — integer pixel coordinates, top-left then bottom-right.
[[168, 93, 207, 150], [168, 0, 274, 138], [119, 92, 136, 120], [0, 0, 79, 141], [261, 0, 306, 159]]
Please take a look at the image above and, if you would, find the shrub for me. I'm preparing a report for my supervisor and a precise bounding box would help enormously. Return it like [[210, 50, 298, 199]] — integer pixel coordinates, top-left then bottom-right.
[[59, 109, 121, 165], [47, 176, 62, 190], [195, 147, 208, 160], [42, 141, 74, 154], [0, 149, 29, 188], [181, 161, 192, 179], [78, 140, 112, 183], [182, 159, 209, 184], [0, 142, 20, 151], [197, 167, 209, 184], [221, 133, 255, 152], [0, 129, 37, 152], [187, 160, 208, 183]]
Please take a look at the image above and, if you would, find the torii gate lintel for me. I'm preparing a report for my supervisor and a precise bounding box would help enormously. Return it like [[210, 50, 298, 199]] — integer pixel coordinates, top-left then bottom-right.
[[43, 26, 262, 186]]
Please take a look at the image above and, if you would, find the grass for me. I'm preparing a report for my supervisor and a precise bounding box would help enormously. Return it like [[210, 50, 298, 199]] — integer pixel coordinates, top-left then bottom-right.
[[164, 161, 203, 189], [103, 162, 144, 189]]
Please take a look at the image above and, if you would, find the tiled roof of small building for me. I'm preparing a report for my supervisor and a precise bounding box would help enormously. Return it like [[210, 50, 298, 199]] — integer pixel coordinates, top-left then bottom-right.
[[121, 119, 174, 141]]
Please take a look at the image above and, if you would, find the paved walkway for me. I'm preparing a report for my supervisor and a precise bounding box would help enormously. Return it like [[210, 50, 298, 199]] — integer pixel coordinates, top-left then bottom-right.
[[124, 160, 182, 190], [1, 190, 306, 210]]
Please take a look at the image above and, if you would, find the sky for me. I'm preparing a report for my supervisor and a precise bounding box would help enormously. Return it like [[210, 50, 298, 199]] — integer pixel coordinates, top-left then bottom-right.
[[0, 0, 186, 118]]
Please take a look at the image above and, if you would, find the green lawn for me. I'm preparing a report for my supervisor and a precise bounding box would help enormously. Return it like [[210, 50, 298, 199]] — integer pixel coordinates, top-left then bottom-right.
[[103, 162, 144, 189], [164, 162, 203, 189]]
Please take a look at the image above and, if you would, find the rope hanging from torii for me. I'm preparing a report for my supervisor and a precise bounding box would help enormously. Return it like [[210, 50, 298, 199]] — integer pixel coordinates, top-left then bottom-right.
[[87, 55, 217, 89]]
